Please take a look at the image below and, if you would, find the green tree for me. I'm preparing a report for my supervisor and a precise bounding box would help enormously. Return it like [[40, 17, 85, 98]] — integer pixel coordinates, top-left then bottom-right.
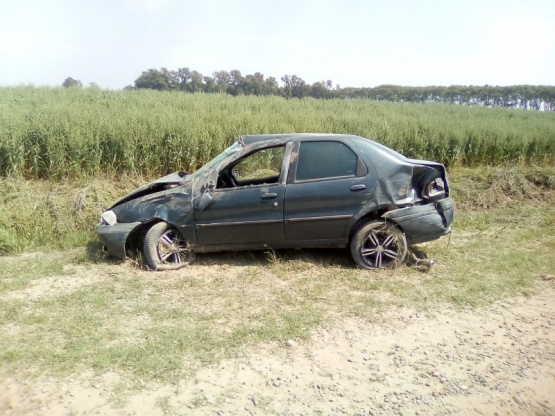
[[264, 76, 279, 96], [203, 76, 217, 93], [229, 70, 244, 95], [189, 70, 204, 92], [62, 77, 82, 88], [175, 67, 191, 91], [309, 81, 334, 99], [134, 68, 176, 91], [243, 72, 266, 95], [213, 71, 230, 93]]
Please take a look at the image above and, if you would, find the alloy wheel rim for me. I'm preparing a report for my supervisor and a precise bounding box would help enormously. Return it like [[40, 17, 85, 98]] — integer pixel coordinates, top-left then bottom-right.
[[360, 230, 400, 268], [157, 230, 190, 265]]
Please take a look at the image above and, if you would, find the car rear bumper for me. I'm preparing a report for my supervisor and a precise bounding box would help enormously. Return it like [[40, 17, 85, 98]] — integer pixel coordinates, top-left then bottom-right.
[[383, 197, 454, 244], [96, 222, 142, 259]]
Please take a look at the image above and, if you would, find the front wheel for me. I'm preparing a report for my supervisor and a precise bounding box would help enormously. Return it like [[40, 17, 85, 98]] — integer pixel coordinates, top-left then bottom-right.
[[143, 222, 193, 271], [350, 220, 407, 269]]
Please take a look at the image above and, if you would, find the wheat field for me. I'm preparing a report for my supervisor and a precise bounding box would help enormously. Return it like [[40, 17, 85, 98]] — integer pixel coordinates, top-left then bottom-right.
[[1, 87, 553, 179]]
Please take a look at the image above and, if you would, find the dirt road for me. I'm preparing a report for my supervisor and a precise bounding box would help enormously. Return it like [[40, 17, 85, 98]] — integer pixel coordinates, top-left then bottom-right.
[[2, 278, 554, 416]]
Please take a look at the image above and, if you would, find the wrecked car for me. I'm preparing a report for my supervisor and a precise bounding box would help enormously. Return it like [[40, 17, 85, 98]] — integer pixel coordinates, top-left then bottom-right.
[[97, 134, 454, 270]]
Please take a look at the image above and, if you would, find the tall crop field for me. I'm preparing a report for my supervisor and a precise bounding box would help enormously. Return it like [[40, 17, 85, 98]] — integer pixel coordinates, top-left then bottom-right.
[[0, 86, 554, 179]]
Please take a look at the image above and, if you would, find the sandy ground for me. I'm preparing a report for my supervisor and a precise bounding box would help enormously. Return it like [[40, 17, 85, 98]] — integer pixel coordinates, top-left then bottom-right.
[[1, 279, 554, 416]]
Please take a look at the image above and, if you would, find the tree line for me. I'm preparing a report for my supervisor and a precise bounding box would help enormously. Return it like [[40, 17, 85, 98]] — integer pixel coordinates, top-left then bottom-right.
[[344, 84, 555, 111], [125, 68, 337, 100], [65, 68, 555, 111]]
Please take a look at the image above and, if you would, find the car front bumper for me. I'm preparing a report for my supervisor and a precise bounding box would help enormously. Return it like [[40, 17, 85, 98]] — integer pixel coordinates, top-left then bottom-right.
[[383, 197, 454, 245], [96, 222, 142, 259]]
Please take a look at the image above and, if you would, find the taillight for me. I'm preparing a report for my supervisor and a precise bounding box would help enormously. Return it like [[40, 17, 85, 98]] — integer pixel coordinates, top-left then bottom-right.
[[422, 178, 445, 200]]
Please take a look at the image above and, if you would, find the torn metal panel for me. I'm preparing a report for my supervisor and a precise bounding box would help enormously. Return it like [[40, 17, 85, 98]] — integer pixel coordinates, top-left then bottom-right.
[[111, 184, 192, 225], [383, 197, 454, 244], [111, 171, 190, 209]]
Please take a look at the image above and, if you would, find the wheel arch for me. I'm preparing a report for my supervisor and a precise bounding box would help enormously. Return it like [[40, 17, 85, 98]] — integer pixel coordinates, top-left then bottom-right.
[[347, 208, 404, 243], [124, 219, 165, 257], [349, 218, 408, 269]]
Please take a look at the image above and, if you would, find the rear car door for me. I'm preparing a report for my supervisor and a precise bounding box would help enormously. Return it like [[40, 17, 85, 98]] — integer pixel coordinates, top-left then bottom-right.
[[284, 140, 373, 242]]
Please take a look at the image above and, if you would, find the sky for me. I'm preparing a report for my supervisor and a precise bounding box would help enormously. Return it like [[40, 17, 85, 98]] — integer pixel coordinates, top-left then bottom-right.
[[0, 0, 554, 90]]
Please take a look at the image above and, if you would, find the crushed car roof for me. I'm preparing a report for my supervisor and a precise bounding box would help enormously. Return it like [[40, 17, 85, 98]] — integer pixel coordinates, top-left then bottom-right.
[[240, 133, 355, 145]]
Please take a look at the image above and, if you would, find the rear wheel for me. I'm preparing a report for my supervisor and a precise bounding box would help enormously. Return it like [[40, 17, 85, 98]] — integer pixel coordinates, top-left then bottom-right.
[[350, 220, 407, 269], [143, 222, 193, 270]]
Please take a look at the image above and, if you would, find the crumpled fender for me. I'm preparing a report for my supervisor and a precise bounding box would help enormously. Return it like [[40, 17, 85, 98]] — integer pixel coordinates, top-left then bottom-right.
[[96, 221, 142, 259], [102, 182, 196, 257], [111, 171, 190, 209]]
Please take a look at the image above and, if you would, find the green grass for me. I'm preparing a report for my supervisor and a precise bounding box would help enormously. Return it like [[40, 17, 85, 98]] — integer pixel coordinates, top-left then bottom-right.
[[1, 163, 553, 256], [0, 253, 68, 293], [0, 163, 554, 386], [0, 177, 140, 254], [0, 190, 552, 382], [1, 87, 553, 403], [0, 264, 323, 380], [1, 86, 554, 179]]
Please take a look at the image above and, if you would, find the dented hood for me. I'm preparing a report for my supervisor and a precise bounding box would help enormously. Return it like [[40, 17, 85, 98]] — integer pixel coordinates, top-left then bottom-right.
[[111, 171, 190, 209]]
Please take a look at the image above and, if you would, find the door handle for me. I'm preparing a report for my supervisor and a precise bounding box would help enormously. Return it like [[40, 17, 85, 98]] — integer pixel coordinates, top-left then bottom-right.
[[350, 184, 366, 191], [261, 192, 278, 199]]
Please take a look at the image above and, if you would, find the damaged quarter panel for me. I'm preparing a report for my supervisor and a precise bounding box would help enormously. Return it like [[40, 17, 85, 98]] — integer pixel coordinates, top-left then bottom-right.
[[348, 137, 453, 244], [383, 197, 454, 244], [389, 161, 453, 244], [344, 137, 416, 232], [353, 138, 419, 206]]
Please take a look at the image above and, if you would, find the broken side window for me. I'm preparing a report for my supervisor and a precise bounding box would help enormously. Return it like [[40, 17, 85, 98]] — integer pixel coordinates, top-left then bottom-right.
[[218, 146, 286, 189]]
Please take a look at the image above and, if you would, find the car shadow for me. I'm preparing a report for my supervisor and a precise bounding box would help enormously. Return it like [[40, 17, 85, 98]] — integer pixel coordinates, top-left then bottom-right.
[[194, 248, 354, 268], [85, 241, 430, 271], [85, 239, 372, 270]]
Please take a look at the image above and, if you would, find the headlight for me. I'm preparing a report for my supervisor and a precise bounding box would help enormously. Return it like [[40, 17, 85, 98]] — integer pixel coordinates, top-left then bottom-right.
[[100, 210, 117, 225], [422, 178, 445, 200]]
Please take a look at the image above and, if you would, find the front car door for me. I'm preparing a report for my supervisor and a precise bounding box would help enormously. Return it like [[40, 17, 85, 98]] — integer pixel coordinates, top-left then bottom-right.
[[194, 144, 289, 247], [284, 140, 374, 243]]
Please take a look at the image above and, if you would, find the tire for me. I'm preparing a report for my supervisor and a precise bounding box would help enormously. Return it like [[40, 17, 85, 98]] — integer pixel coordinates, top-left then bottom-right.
[[143, 222, 193, 271], [350, 220, 407, 269]]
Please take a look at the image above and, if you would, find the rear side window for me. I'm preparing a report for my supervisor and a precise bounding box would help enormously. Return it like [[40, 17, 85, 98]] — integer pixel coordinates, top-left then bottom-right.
[[296, 141, 358, 181]]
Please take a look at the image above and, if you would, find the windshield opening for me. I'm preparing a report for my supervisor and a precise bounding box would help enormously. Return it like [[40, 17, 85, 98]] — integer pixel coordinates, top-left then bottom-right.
[[188, 141, 242, 180]]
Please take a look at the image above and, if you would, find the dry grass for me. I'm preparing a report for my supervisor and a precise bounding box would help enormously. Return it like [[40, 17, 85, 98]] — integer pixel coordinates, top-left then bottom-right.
[[0, 164, 554, 385]]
